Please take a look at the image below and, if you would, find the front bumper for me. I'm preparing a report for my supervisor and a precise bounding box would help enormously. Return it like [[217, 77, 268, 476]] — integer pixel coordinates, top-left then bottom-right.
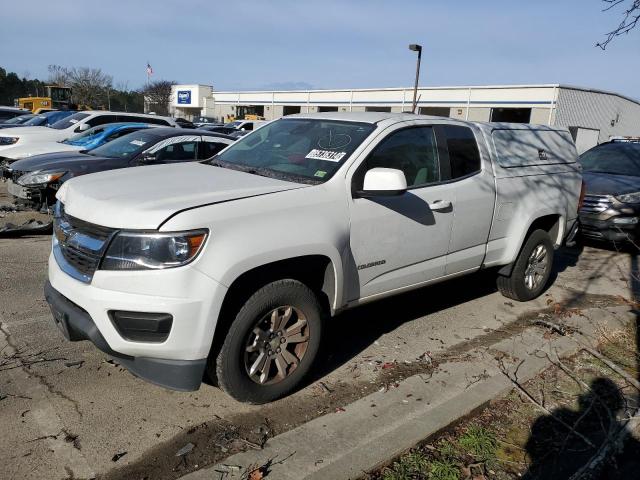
[[579, 214, 639, 242], [46, 251, 228, 391]]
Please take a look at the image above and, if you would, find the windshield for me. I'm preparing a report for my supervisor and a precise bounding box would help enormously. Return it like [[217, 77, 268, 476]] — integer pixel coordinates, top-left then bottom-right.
[[210, 118, 376, 183], [23, 114, 49, 126], [88, 130, 159, 158], [49, 112, 90, 130], [226, 121, 243, 128], [580, 142, 640, 177], [4, 114, 33, 125]]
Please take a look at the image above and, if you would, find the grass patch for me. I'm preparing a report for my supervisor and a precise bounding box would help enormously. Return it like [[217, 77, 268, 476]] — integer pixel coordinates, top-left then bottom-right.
[[381, 452, 430, 480], [459, 425, 497, 461], [428, 459, 460, 480]]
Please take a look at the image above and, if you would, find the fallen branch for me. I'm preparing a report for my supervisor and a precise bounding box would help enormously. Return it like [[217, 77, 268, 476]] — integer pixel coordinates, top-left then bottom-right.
[[534, 319, 640, 391], [568, 406, 640, 480], [581, 346, 640, 391], [497, 359, 596, 449]]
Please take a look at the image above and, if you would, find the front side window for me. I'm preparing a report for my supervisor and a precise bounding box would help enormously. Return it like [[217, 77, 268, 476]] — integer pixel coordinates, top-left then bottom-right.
[[199, 139, 230, 159], [443, 125, 481, 179], [65, 125, 108, 143], [360, 127, 440, 188], [86, 115, 119, 128], [154, 141, 198, 161], [210, 118, 376, 183], [49, 112, 90, 130]]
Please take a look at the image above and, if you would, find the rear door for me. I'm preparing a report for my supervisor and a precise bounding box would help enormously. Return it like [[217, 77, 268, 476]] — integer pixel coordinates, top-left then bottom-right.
[[439, 125, 495, 274]]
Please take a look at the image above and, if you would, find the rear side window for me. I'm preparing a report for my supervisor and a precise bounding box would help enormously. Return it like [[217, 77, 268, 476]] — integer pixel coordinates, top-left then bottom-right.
[[442, 126, 481, 179]]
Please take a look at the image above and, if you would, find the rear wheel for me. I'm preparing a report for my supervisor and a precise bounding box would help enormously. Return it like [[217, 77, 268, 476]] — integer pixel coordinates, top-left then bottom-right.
[[497, 229, 554, 302], [212, 279, 323, 403]]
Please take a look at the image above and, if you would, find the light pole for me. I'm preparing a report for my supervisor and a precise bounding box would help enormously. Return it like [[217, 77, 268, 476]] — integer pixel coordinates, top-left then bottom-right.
[[408, 44, 422, 113]]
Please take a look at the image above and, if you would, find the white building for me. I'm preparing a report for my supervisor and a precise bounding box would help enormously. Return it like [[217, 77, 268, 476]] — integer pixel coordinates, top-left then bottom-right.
[[172, 83, 640, 153], [168, 84, 214, 119]]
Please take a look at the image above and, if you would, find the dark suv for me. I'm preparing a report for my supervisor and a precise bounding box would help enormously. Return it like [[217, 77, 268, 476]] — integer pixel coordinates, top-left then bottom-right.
[[579, 140, 640, 242]]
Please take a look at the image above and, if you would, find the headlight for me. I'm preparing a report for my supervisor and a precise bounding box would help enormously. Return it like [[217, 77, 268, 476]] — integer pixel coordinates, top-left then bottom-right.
[[17, 170, 66, 186], [0, 137, 18, 145], [615, 192, 640, 204], [101, 230, 208, 270]]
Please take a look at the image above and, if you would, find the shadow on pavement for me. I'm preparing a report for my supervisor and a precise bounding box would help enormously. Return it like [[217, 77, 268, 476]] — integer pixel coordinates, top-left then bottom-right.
[[522, 239, 640, 479]]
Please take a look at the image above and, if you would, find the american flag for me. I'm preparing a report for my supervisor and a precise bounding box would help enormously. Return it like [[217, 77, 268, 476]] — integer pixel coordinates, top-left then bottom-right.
[[146, 63, 153, 76]]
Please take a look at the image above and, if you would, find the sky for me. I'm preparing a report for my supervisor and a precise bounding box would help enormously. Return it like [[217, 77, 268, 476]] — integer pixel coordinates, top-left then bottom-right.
[[1, 1, 638, 98]]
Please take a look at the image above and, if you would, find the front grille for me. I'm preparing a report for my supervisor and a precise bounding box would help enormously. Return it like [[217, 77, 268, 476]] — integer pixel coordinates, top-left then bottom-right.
[[54, 205, 117, 283], [580, 194, 613, 215]]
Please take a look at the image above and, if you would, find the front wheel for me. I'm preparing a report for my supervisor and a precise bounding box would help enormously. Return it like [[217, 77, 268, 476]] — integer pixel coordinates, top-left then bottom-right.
[[497, 229, 554, 302], [212, 279, 324, 403]]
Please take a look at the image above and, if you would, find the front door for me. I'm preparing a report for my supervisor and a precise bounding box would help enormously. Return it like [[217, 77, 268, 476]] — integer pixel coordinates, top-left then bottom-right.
[[347, 124, 455, 300]]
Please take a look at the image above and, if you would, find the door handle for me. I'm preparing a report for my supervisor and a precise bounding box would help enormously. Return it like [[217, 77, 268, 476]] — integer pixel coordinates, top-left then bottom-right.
[[428, 200, 451, 211]]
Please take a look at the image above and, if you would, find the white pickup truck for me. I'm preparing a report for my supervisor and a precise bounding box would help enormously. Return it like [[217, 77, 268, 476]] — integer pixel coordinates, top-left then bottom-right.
[[44, 112, 582, 403]]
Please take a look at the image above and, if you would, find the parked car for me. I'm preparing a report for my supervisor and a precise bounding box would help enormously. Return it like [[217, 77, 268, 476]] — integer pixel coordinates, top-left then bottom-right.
[[0, 122, 155, 160], [5, 128, 235, 212], [0, 111, 180, 162], [578, 139, 640, 242], [0, 110, 76, 130], [197, 125, 239, 135], [0, 106, 31, 122], [0, 113, 35, 127], [193, 116, 222, 127], [44, 112, 581, 403], [175, 117, 196, 129], [226, 119, 267, 131]]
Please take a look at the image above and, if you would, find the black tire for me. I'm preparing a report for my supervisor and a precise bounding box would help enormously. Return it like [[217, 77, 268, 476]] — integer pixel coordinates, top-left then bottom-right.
[[212, 279, 324, 404], [497, 229, 554, 302]]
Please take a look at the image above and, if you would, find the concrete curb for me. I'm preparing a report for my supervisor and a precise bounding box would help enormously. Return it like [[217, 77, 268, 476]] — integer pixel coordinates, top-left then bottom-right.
[[180, 307, 630, 480]]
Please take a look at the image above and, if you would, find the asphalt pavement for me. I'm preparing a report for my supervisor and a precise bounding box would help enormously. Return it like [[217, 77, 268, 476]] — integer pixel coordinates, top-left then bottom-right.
[[0, 202, 637, 479]]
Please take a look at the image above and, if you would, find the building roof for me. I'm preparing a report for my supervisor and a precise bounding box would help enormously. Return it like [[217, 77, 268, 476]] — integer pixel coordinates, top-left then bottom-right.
[[208, 83, 639, 106]]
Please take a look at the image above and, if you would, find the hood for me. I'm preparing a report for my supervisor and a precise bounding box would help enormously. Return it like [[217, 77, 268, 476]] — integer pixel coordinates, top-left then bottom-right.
[[583, 171, 640, 196], [8, 151, 91, 172], [57, 162, 308, 229], [0, 126, 70, 148], [0, 141, 81, 161]]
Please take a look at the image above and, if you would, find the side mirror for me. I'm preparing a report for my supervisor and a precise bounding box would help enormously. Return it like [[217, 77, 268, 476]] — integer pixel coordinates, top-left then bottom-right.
[[139, 153, 157, 163], [77, 123, 90, 132], [357, 168, 407, 197]]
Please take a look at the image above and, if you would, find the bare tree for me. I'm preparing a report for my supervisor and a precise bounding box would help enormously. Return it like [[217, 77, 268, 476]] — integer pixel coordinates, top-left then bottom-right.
[[141, 80, 176, 115], [47, 64, 69, 86], [66, 67, 113, 107], [46, 65, 113, 107], [598, 0, 640, 49]]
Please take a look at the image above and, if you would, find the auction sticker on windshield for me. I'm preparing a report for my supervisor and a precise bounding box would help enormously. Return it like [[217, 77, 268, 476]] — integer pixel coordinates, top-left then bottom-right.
[[305, 149, 347, 162], [130, 140, 146, 146]]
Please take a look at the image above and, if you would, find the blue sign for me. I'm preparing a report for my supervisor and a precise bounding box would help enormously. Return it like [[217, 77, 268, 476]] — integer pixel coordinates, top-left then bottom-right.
[[177, 90, 192, 105]]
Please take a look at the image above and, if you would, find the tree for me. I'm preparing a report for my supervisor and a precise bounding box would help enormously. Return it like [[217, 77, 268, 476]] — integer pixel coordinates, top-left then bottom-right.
[[47, 64, 69, 86], [141, 80, 176, 116], [46, 64, 113, 108], [598, 0, 640, 49]]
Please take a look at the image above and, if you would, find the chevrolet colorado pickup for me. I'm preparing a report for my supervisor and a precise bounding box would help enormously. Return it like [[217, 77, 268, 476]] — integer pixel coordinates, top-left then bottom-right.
[[44, 112, 581, 403]]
